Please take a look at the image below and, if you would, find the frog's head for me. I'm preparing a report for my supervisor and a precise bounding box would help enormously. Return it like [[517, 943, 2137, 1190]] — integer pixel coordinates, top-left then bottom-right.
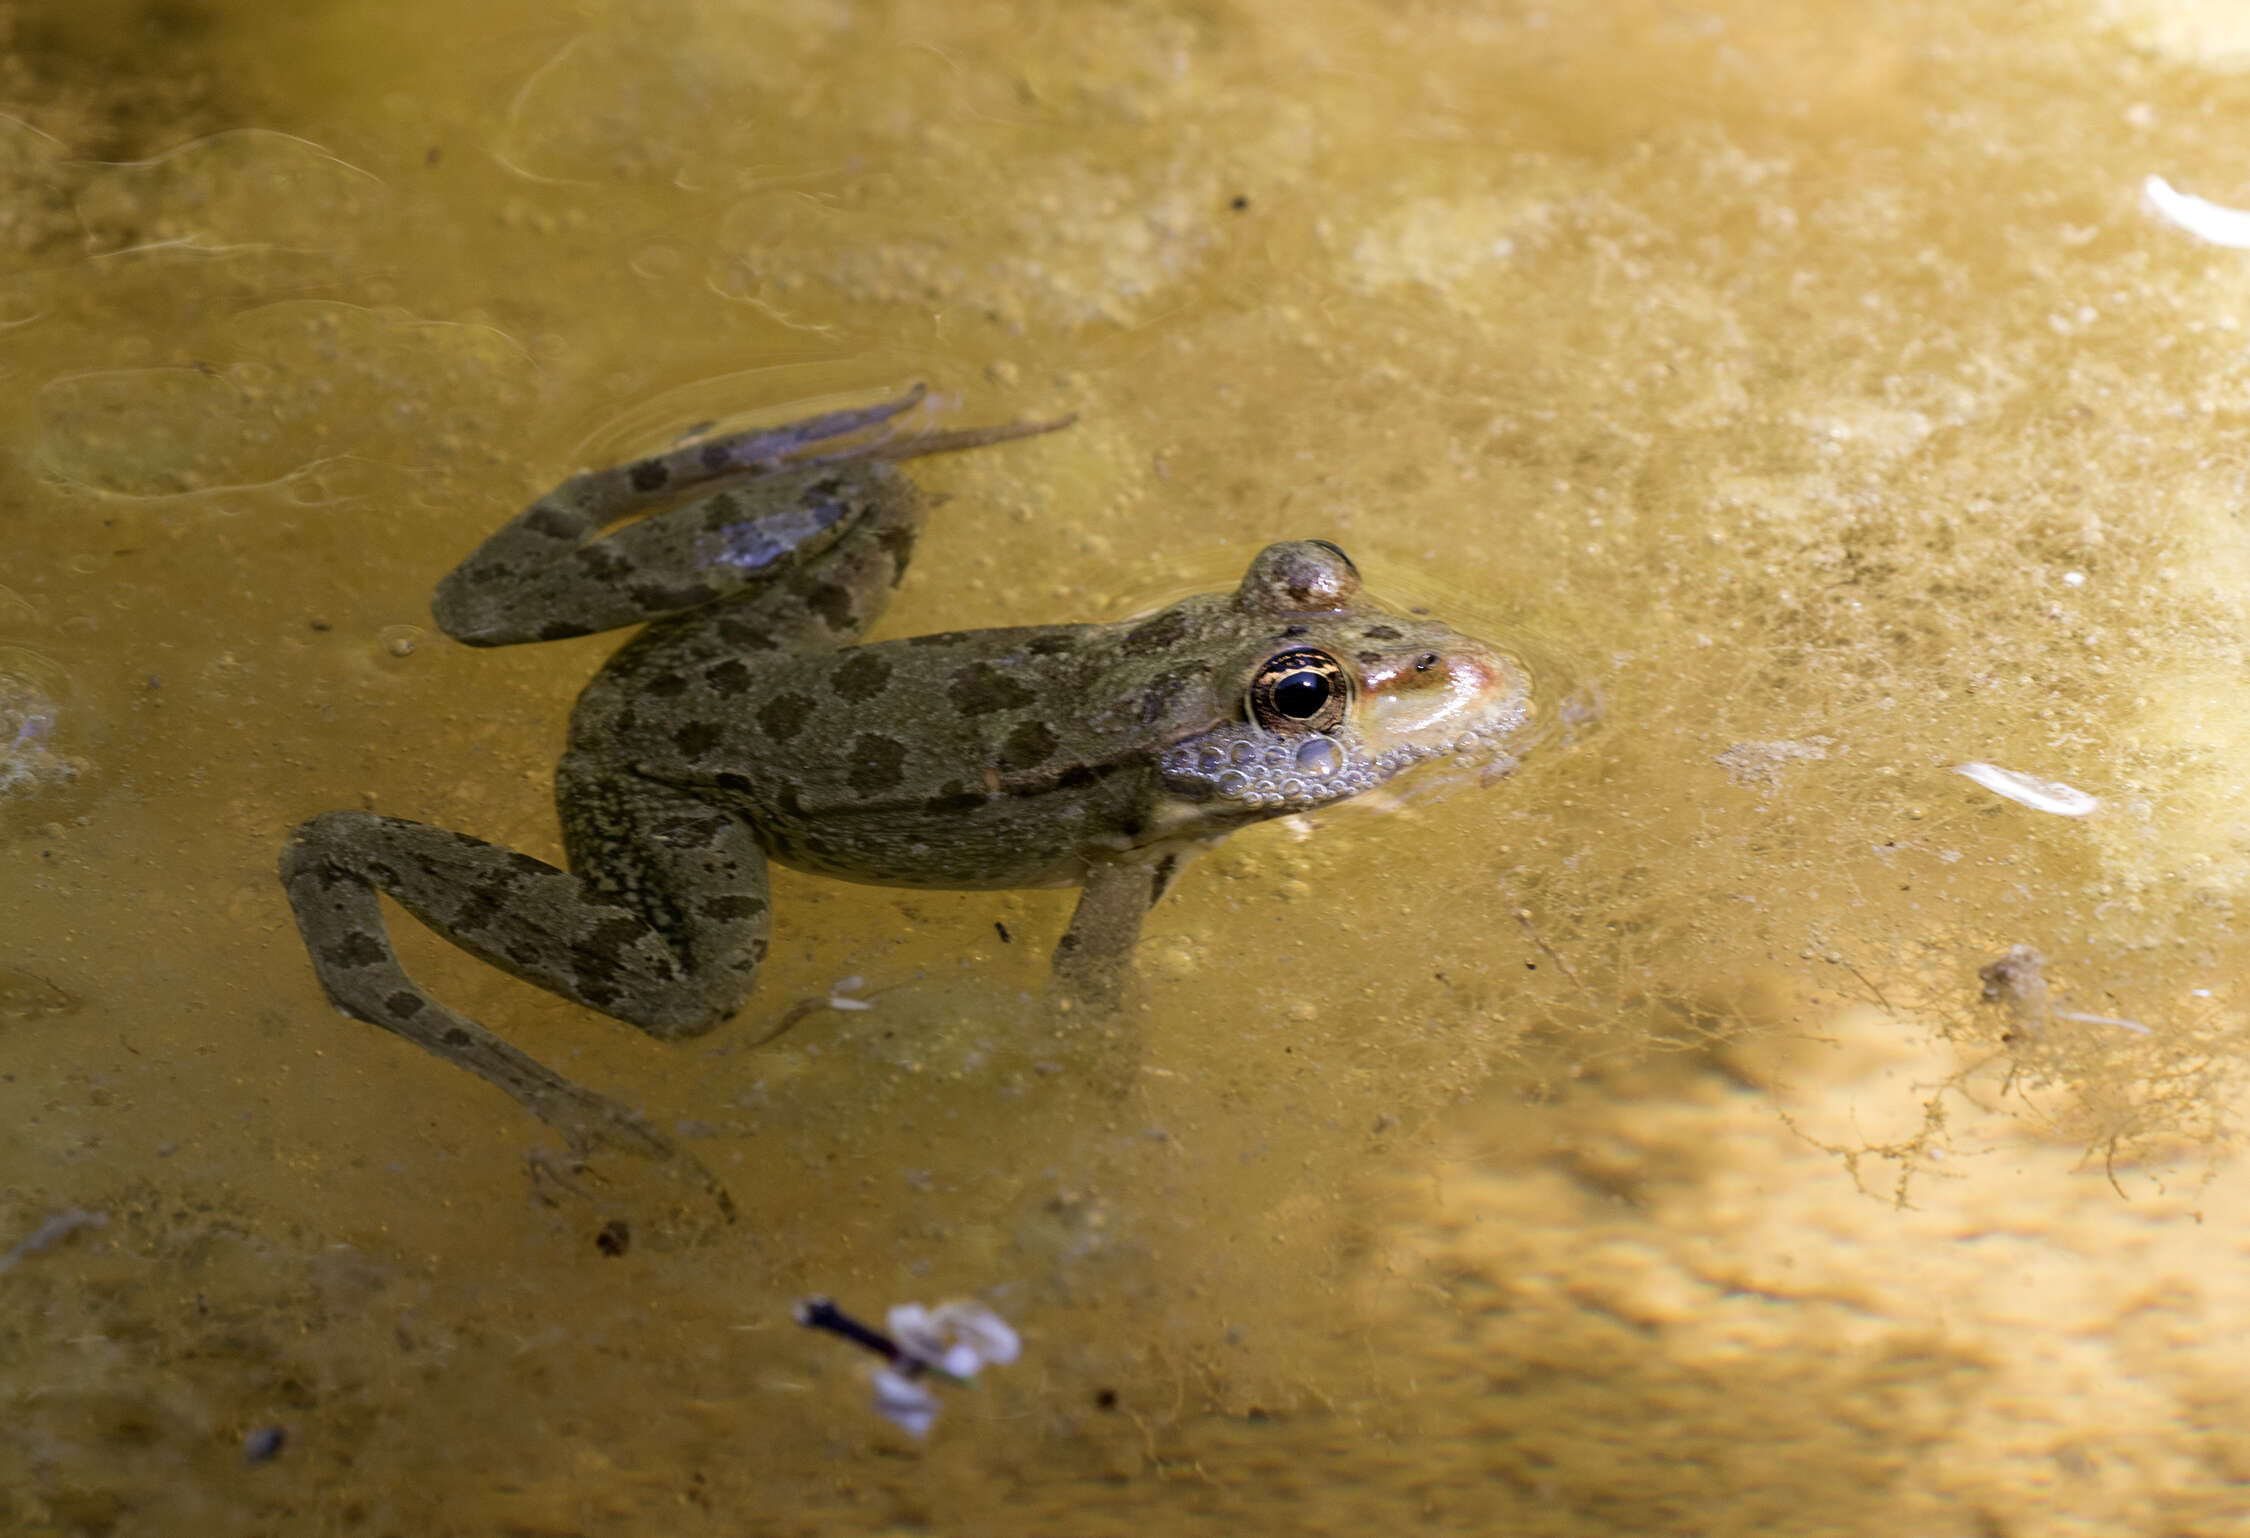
[[1157, 541, 1533, 815]]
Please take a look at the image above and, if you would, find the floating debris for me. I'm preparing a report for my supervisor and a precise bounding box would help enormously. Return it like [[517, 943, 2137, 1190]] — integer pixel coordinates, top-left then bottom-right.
[[242, 1425, 287, 1465], [1955, 761, 2099, 817], [1978, 945, 2152, 1040], [2052, 1009, 2153, 1036], [796, 1295, 1020, 1437], [0, 1207, 107, 1275], [825, 983, 875, 1014], [2144, 174, 2250, 250], [1979, 943, 2050, 1037], [0, 653, 82, 800]]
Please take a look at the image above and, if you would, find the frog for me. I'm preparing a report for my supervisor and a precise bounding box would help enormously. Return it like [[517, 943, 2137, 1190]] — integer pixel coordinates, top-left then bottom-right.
[[280, 385, 1537, 1215]]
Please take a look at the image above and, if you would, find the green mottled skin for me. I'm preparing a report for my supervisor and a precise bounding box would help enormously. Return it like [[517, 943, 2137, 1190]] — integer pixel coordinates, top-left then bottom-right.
[[279, 388, 1529, 1212]]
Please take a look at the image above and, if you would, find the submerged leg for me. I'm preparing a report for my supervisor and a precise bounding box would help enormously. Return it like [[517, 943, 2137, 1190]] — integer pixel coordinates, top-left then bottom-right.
[[1053, 851, 1189, 1012], [279, 766, 772, 1218], [433, 387, 1071, 646]]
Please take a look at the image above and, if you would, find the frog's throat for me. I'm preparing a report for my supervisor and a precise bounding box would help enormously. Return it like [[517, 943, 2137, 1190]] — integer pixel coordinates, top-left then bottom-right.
[[1157, 703, 1529, 812]]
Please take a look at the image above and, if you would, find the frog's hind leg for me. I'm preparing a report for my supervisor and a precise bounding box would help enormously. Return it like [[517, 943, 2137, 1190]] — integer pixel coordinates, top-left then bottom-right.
[[279, 773, 769, 1218], [434, 386, 1071, 646]]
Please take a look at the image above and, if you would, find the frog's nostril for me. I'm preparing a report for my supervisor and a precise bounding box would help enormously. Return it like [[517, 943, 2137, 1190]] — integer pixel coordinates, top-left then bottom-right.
[[1416, 652, 1440, 672]]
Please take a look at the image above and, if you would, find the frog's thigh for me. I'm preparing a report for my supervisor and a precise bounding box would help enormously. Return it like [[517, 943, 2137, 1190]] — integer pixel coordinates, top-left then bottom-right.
[[294, 787, 767, 1040], [555, 755, 772, 1025]]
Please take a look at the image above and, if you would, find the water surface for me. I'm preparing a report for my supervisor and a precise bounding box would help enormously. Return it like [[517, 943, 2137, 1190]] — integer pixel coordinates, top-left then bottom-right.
[[7, 1, 2250, 1532]]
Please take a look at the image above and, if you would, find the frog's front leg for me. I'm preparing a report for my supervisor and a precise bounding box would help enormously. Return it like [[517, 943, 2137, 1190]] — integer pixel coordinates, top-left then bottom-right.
[[279, 759, 767, 1217], [1052, 848, 1192, 1011]]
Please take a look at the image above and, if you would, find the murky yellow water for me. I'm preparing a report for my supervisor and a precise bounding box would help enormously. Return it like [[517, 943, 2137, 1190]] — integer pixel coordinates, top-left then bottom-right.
[[9, 0, 2250, 1531]]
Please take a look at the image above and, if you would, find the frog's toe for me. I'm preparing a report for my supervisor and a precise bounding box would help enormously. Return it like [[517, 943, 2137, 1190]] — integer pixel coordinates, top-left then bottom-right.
[[536, 1081, 739, 1223]]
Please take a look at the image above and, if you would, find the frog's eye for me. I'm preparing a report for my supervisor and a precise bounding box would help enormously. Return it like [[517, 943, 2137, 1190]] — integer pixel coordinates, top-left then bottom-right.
[[1249, 648, 1348, 733]]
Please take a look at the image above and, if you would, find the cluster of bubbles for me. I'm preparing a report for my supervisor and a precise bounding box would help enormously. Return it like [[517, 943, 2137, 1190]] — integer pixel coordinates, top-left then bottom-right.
[[1161, 715, 1522, 810], [0, 657, 77, 802]]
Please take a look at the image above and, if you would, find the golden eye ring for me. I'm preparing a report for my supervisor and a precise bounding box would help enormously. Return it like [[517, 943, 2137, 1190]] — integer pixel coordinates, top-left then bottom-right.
[[1248, 648, 1348, 734]]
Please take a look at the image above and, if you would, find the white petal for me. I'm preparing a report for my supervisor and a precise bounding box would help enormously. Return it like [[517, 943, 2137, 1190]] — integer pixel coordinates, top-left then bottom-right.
[[886, 1299, 1021, 1375], [2144, 174, 2250, 250], [886, 1302, 946, 1364], [1954, 761, 2100, 816], [871, 1368, 938, 1437], [931, 1302, 1021, 1367]]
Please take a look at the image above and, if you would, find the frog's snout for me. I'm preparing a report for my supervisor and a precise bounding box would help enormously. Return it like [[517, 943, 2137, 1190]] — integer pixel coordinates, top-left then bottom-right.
[[1360, 639, 1527, 748]]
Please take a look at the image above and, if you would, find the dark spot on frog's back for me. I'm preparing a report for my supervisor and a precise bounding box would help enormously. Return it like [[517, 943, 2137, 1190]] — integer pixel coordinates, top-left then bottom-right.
[[804, 582, 855, 631], [704, 658, 754, 696], [575, 543, 632, 579], [1363, 624, 1402, 641], [998, 719, 1059, 770], [848, 734, 908, 796], [1120, 609, 1191, 656], [829, 652, 892, 703], [629, 459, 668, 493], [757, 692, 815, 742], [1140, 663, 1206, 722], [949, 661, 1038, 716], [674, 720, 725, 760], [1028, 632, 1078, 656]]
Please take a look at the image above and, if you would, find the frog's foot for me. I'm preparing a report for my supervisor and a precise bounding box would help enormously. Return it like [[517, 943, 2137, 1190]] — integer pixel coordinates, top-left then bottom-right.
[[526, 1119, 739, 1246], [856, 408, 1078, 466], [527, 1076, 740, 1225]]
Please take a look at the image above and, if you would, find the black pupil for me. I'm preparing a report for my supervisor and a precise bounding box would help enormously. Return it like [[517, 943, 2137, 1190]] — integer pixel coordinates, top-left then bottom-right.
[[1272, 670, 1330, 718]]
